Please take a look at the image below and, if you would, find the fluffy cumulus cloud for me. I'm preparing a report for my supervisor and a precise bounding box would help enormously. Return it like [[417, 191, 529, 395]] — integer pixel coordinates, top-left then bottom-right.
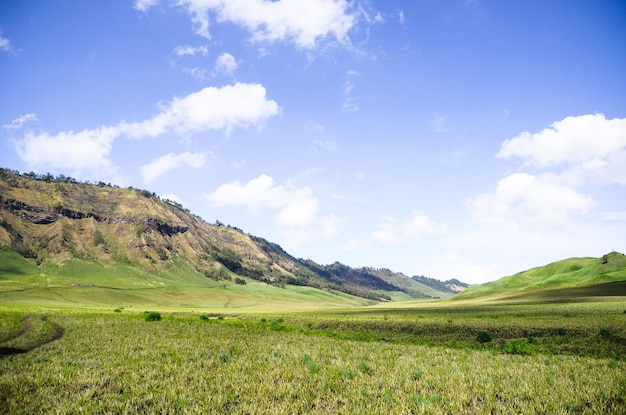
[[206, 174, 339, 245], [468, 114, 625, 230], [215, 53, 237, 76], [14, 126, 119, 175], [467, 173, 595, 228], [121, 83, 280, 138], [141, 152, 207, 184], [497, 114, 626, 175], [12, 83, 279, 177], [370, 211, 446, 245], [453, 113, 626, 281], [154, 0, 359, 49]]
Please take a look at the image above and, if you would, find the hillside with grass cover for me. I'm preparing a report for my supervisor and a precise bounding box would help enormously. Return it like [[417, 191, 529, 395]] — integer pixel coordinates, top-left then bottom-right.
[[456, 251, 626, 301], [0, 168, 454, 307]]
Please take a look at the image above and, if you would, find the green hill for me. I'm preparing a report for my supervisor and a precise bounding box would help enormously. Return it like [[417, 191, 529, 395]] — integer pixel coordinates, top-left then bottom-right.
[[0, 168, 456, 308], [456, 252, 626, 301]]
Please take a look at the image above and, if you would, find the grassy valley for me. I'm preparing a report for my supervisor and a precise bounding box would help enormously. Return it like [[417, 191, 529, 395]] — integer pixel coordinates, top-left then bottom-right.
[[2, 168, 626, 413], [0, 168, 454, 307], [1, 300, 625, 413]]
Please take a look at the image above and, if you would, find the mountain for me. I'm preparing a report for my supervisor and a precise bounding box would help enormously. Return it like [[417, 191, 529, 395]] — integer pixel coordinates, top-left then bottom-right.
[[0, 168, 455, 307], [410, 275, 469, 295], [455, 252, 626, 301]]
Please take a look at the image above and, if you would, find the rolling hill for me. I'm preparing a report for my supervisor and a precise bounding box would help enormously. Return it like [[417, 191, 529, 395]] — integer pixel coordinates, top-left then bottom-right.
[[0, 168, 455, 308], [455, 251, 626, 301]]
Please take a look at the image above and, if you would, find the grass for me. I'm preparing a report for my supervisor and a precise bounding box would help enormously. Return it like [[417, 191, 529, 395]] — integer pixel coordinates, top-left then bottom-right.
[[0, 247, 377, 310], [1, 298, 625, 413], [458, 252, 626, 300]]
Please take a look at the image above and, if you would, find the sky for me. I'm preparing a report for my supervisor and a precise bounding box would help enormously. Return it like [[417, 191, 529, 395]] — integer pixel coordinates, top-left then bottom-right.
[[1, 1, 625, 284]]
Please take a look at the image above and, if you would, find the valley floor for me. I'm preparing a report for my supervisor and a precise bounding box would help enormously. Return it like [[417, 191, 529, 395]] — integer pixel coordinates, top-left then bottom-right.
[[1, 299, 625, 414]]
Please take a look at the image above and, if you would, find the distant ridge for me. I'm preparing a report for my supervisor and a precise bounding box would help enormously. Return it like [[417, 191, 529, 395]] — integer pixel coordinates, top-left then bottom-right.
[[411, 275, 469, 294], [0, 168, 458, 306], [455, 251, 626, 301]]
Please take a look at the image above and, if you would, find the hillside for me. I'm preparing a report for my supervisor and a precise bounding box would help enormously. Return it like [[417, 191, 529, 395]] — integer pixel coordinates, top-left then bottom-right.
[[0, 168, 455, 307], [456, 251, 626, 301]]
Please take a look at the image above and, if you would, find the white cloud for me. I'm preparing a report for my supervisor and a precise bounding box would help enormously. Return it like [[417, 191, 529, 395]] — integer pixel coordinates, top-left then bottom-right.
[[370, 211, 446, 245], [497, 113, 626, 168], [342, 69, 359, 112], [206, 174, 339, 245], [141, 151, 207, 184], [3, 113, 38, 130], [452, 113, 626, 283], [398, 10, 405, 25], [474, 114, 626, 228], [208, 174, 297, 210], [173, 0, 360, 49], [215, 53, 237, 76], [186, 67, 209, 80], [358, 6, 383, 24], [467, 173, 595, 228], [488, 114, 626, 204], [0, 34, 12, 53], [13, 83, 279, 175], [174, 45, 208, 57], [121, 82, 280, 138], [14, 126, 119, 175], [135, 0, 158, 12]]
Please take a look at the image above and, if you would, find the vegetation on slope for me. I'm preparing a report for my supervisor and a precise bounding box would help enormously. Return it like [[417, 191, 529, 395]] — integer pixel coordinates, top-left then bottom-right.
[[0, 168, 454, 305], [457, 251, 626, 300]]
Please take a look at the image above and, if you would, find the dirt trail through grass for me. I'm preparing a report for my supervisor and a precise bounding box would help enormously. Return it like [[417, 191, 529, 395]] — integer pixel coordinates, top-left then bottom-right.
[[0, 314, 65, 358]]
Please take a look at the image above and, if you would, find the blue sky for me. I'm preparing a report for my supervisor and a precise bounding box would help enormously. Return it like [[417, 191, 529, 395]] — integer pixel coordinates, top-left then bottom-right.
[[1, 0, 625, 283]]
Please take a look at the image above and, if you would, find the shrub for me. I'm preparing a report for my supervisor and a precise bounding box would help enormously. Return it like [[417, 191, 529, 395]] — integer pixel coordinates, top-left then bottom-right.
[[270, 320, 285, 331], [599, 328, 611, 338], [199, 314, 209, 321], [144, 312, 162, 322], [503, 340, 532, 355], [476, 331, 492, 343], [113, 308, 122, 313]]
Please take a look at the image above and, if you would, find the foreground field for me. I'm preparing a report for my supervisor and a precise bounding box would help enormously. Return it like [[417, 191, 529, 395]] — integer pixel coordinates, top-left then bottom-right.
[[1, 300, 625, 414]]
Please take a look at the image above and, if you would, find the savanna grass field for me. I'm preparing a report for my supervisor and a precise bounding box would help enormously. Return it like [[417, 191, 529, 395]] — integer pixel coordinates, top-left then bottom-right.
[[1, 297, 625, 414]]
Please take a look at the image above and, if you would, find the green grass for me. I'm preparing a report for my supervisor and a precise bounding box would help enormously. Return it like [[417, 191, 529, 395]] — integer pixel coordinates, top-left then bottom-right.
[[458, 252, 626, 300], [0, 249, 374, 309], [1, 298, 625, 413]]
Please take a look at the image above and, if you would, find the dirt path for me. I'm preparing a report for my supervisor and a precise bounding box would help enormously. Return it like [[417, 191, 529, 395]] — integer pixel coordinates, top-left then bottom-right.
[[0, 314, 65, 358]]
